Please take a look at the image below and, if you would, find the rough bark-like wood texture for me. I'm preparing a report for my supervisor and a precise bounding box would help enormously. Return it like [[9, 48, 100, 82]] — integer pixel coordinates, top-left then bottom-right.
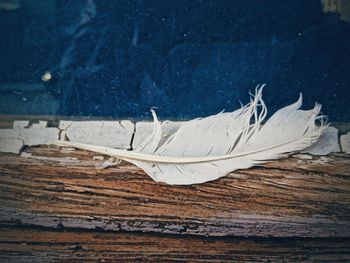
[[0, 226, 349, 262], [0, 146, 349, 239]]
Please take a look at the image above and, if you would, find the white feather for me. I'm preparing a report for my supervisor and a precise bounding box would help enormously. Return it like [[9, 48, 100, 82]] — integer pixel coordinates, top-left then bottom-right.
[[57, 86, 327, 185]]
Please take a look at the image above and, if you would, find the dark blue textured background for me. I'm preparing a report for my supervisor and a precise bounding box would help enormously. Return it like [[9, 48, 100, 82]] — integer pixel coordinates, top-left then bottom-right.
[[0, 0, 349, 121]]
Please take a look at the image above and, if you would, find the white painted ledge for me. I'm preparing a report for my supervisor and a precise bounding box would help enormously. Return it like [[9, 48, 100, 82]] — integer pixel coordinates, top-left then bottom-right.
[[59, 120, 134, 149], [303, 126, 340, 155], [340, 132, 350, 154], [0, 119, 349, 156], [0, 127, 59, 146], [0, 139, 24, 154]]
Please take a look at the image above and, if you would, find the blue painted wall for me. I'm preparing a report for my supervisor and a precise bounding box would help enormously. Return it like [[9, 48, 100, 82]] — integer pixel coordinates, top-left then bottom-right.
[[0, 0, 349, 121]]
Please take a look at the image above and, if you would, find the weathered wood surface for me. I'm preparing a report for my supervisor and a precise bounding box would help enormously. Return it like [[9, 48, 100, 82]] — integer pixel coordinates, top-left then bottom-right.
[[0, 226, 349, 262], [0, 146, 349, 238]]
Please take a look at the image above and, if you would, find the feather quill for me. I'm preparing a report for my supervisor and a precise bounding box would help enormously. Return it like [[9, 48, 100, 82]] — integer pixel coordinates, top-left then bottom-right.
[[57, 86, 327, 185]]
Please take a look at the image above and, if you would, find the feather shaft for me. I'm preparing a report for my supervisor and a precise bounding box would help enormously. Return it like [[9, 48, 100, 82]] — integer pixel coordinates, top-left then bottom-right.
[[56, 131, 321, 164], [56, 86, 327, 185]]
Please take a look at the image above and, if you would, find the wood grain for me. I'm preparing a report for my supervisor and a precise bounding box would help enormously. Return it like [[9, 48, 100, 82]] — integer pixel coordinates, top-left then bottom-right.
[[0, 226, 349, 262], [0, 146, 349, 238]]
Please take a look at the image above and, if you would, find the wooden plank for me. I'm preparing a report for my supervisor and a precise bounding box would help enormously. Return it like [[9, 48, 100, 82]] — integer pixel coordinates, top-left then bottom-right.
[[0, 226, 349, 262], [0, 146, 349, 238]]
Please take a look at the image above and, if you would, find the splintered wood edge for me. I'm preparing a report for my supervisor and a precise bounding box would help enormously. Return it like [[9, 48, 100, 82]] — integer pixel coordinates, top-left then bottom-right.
[[0, 226, 349, 262]]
